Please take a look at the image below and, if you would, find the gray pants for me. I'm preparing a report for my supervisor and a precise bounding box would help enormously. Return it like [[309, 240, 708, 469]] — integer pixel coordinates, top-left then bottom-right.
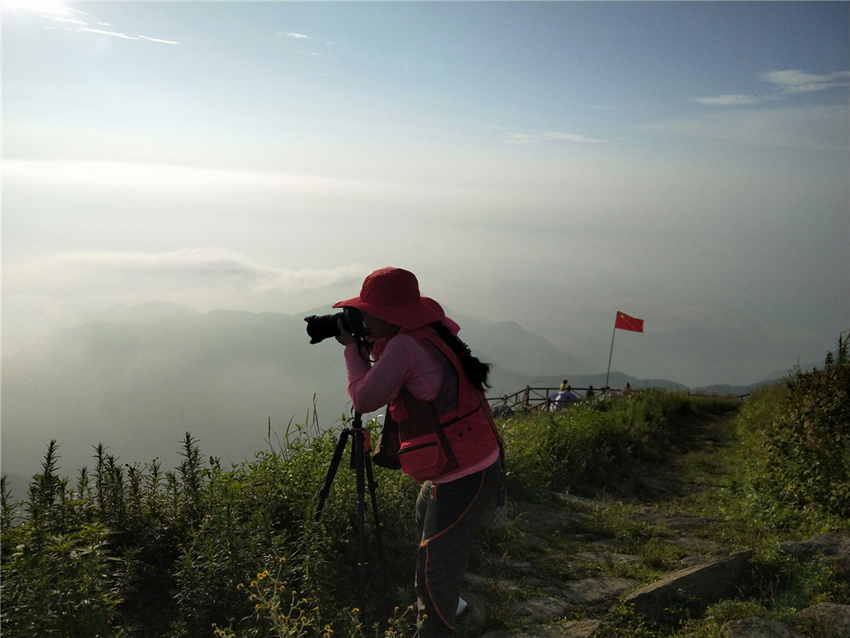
[[414, 458, 502, 637]]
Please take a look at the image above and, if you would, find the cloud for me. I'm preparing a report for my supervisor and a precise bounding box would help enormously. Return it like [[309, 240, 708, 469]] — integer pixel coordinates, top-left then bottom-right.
[[695, 94, 774, 106], [20, 4, 180, 45], [695, 69, 849, 107], [13, 249, 368, 294], [4, 249, 374, 335], [762, 70, 850, 94], [48, 15, 87, 26], [496, 127, 610, 145], [283, 32, 310, 39], [77, 27, 179, 45], [651, 104, 849, 151]]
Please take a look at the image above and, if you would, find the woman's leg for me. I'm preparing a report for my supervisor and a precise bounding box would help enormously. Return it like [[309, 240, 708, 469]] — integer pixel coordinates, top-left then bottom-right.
[[414, 459, 501, 636]]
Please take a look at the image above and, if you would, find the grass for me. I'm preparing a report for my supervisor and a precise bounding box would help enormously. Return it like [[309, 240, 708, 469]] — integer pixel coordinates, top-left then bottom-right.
[[566, 357, 850, 638], [2, 346, 849, 637]]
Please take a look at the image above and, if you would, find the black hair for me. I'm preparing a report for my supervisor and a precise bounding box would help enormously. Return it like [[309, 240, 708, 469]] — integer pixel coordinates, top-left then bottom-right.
[[428, 321, 491, 392]]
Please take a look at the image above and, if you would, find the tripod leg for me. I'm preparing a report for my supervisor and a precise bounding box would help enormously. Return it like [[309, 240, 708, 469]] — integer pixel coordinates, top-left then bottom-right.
[[363, 452, 390, 585], [352, 425, 368, 570], [315, 428, 351, 521]]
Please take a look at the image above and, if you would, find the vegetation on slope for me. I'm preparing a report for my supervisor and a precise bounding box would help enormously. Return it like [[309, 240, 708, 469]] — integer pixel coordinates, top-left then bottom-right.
[[2, 336, 848, 637]]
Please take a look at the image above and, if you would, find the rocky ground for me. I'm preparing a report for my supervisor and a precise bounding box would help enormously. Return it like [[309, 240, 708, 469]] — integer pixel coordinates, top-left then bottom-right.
[[456, 419, 850, 638]]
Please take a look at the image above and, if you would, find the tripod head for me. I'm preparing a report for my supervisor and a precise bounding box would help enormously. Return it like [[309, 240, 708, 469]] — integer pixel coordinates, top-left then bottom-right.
[[349, 411, 371, 455]]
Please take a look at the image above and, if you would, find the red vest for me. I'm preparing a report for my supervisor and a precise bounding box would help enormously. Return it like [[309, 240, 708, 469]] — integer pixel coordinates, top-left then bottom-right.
[[389, 326, 500, 481]]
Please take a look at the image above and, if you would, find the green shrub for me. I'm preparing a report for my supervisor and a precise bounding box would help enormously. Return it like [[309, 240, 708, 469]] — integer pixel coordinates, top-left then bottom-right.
[[736, 341, 850, 529], [499, 390, 738, 496], [0, 390, 747, 637], [2, 521, 124, 637]]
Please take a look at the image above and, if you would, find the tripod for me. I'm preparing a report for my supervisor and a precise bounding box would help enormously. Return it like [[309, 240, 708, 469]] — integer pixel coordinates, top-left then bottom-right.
[[315, 411, 389, 596]]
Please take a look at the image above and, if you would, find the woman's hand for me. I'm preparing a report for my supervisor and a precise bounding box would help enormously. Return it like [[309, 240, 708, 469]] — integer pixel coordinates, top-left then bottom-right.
[[335, 318, 357, 346]]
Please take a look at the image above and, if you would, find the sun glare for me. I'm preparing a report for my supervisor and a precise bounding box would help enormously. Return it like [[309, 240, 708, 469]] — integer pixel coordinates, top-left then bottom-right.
[[3, 0, 71, 17]]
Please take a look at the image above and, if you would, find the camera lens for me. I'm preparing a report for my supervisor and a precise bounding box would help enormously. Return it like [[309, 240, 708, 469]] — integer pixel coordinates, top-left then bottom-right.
[[304, 312, 343, 344], [304, 307, 368, 344]]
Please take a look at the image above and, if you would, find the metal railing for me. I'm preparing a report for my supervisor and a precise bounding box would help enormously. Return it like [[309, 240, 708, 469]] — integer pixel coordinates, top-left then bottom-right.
[[487, 385, 618, 413]]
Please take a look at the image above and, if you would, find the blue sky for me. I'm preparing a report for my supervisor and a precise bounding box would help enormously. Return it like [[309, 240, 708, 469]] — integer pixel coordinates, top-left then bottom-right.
[[3, 0, 849, 387]]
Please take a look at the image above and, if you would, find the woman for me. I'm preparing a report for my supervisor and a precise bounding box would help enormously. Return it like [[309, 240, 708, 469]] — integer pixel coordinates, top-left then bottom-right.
[[333, 267, 503, 637]]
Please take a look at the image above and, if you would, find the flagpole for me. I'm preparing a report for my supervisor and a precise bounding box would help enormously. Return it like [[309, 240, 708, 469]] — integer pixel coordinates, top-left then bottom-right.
[[605, 320, 617, 390]]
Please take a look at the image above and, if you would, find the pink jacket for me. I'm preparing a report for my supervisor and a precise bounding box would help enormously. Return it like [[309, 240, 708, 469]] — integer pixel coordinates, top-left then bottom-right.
[[343, 323, 499, 482]]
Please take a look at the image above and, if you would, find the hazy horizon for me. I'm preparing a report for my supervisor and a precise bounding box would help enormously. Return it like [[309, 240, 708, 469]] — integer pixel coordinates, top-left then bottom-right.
[[2, 297, 821, 499], [3, 1, 848, 484]]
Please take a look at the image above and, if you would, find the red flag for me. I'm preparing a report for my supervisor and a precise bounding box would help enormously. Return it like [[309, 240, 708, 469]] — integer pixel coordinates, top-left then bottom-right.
[[615, 311, 644, 333]]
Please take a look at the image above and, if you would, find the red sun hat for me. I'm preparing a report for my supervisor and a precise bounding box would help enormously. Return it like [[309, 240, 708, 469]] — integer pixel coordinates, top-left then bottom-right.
[[333, 267, 445, 329]]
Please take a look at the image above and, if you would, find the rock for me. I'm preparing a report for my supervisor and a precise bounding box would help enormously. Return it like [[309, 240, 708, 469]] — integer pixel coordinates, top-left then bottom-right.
[[623, 550, 754, 619], [464, 573, 522, 593], [481, 619, 602, 638], [524, 533, 553, 550], [779, 534, 850, 571], [671, 535, 722, 555], [573, 551, 640, 565], [554, 492, 605, 511], [795, 602, 850, 638], [719, 616, 800, 638], [658, 512, 722, 532], [561, 577, 637, 605], [680, 555, 713, 567], [508, 596, 574, 623], [490, 557, 536, 574], [513, 502, 590, 534]]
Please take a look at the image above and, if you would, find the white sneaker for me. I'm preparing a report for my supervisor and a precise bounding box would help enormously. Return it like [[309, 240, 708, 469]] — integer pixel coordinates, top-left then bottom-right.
[[456, 597, 468, 617]]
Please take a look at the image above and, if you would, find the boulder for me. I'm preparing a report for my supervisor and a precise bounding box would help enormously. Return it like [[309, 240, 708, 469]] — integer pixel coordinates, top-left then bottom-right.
[[719, 616, 799, 638], [779, 534, 850, 571], [623, 550, 754, 619], [481, 619, 602, 638], [795, 602, 850, 638]]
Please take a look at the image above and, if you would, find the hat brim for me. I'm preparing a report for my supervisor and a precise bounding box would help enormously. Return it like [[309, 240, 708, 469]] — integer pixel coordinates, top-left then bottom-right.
[[333, 295, 445, 329]]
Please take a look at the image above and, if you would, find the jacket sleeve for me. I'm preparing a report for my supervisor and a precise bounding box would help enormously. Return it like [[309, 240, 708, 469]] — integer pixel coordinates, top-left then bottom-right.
[[343, 337, 415, 413]]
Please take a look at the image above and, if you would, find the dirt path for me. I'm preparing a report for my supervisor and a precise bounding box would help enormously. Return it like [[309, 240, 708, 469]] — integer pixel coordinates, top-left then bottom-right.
[[458, 414, 750, 637]]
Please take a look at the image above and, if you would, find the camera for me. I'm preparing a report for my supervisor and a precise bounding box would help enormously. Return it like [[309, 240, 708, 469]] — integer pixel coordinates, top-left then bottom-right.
[[304, 307, 368, 344]]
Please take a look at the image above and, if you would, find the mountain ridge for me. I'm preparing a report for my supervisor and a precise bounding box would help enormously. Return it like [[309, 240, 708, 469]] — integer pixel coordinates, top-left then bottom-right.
[[2, 303, 811, 492]]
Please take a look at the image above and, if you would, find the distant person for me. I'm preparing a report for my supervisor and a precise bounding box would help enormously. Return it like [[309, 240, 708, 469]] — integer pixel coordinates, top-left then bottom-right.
[[492, 396, 513, 418], [549, 388, 579, 410], [622, 382, 632, 396], [333, 267, 503, 637], [585, 385, 595, 399], [559, 379, 569, 392]]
